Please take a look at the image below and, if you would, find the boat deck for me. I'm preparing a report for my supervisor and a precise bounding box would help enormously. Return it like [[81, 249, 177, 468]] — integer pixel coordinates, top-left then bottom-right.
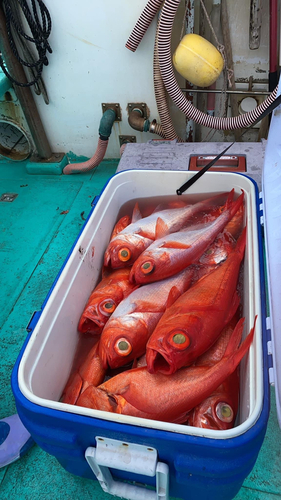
[[1, 158, 281, 499]]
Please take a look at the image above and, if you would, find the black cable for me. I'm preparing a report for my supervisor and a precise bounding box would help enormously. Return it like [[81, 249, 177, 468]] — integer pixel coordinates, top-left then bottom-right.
[[0, 0, 52, 88]]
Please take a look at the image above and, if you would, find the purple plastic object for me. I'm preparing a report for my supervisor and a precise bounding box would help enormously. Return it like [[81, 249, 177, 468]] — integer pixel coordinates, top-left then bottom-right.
[[0, 414, 34, 468]]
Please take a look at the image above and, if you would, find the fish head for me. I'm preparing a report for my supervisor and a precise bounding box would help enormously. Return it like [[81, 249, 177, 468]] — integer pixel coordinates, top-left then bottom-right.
[[78, 286, 123, 334], [191, 392, 238, 430], [146, 314, 203, 374], [129, 249, 172, 284], [104, 234, 150, 268], [99, 316, 149, 369]]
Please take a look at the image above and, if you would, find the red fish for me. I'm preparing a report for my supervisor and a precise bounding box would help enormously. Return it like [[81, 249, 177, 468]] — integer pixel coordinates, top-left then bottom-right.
[[129, 191, 244, 284], [98, 267, 194, 369], [146, 227, 246, 375], [77, 317, 255, 423], [104, 193, 232, 269], [78, 268, 137, 335], [188, 316, 240, 430], [61, 341, 106, 405]]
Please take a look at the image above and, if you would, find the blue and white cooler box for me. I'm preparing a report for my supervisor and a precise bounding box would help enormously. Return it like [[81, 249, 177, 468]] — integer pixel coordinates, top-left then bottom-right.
[[11, 98, 281, 500]]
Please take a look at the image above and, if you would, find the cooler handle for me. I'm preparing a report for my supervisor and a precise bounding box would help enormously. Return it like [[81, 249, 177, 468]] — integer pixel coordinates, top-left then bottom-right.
[[85, 436, 169, 500]]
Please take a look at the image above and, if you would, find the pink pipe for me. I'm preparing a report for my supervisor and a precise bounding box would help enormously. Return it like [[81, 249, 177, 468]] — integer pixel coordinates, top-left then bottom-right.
[[63, 138, 108, 175], [120, 143, 127, 156], [125, 0, 163, 52]]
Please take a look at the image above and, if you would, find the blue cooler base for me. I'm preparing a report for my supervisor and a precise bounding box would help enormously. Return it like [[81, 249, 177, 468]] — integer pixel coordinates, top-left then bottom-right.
[[10, 167, 272, 500], [12, 339, 270, 500]]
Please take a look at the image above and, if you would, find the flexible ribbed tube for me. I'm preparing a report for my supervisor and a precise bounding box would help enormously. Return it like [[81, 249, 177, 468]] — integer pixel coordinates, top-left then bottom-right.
[[120, 143, 127, 156], [149, 120, 166, 137], [153, 19, 183, 141], [63, 138, 108, 174], [158, 0, 278, 129], [126, 0, 163, 52]]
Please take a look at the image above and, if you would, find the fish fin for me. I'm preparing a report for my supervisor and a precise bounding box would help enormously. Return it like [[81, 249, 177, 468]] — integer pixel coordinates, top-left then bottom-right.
[[155, 217, 170, 239], [234, 226, 247, 257], [229, 191, 244, 219], [152, 203, 166, 213], [160, 241, 191, 250], [166, 286, 181, 309], [135, 228, 153, 239], [224, 317, 245, 356], [134, 301, 165, 313], [110, 215, 131, 240], [132, 202, 142, 223], [225, 189, 235, 209], [224, 292, 241, 325]]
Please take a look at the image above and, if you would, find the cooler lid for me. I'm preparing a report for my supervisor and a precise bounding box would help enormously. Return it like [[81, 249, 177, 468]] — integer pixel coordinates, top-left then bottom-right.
[[262, 78, 281, 427]]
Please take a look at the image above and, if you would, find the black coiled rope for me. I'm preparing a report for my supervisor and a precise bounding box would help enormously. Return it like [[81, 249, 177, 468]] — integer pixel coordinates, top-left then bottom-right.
[[0, 0, 52, 92]]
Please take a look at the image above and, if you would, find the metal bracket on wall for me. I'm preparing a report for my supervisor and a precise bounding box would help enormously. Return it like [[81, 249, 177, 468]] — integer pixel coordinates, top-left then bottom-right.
[[119, 135, 136, 146], [128, 103, 149, 120], [102, 103, 122, 121]]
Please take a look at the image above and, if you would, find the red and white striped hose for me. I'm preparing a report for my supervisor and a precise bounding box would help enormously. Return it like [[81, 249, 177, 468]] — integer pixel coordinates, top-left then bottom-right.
[[63, 138, 108, 174], [153, 18, 183, 141], [126, 0, 163, 52], [157, 0, 278, 130]]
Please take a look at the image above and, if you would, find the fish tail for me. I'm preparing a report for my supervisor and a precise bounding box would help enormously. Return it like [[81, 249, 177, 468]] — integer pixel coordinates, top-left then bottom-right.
[[225, 188, 235, 209]]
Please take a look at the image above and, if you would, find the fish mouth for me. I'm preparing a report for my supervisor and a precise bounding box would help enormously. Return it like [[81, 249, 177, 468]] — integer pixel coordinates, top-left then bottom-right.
[[78, 316, 104, 334], [147, 349, 175, 375]]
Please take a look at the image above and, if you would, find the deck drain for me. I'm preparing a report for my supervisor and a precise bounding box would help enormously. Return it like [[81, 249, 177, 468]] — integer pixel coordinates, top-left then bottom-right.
[[0, 193, 18, 202]]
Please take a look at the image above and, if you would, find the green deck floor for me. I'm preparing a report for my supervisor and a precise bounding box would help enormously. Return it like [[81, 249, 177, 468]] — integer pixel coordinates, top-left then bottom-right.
[[1, 158, 281, 500]]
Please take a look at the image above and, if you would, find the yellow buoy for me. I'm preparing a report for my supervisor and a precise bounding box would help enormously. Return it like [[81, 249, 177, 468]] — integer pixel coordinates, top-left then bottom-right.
[[173, 33, 224, 87]]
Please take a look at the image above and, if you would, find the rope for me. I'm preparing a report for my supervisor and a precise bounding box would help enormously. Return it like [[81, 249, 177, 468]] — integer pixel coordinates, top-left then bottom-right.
[[199, 0, 233, 88], [0, 0, 52, 93]]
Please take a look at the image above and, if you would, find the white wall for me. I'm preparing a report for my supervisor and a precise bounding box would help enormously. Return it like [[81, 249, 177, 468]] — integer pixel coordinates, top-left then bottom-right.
[[33, 0, 185, 158], [32, 0, 270, 158]]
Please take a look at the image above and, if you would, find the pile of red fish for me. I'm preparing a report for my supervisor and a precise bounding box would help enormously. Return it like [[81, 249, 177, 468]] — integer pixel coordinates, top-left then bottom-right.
[[61, 189, 256, 431]]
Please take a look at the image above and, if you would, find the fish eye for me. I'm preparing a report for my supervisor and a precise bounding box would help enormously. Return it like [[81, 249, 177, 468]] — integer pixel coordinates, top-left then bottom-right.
[[118, 247, 131, 262], [215, 402, 234, 423], [168, 330, 190, 350], [100, 299, 116, 315], [141, 261, 154, 275], [114, 338, 132, 356]]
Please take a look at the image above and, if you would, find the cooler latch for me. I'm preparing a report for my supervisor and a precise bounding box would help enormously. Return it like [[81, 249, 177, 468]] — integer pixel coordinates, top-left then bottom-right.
[[85, 436, 169, 500], [266, 316, 275, 385]]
